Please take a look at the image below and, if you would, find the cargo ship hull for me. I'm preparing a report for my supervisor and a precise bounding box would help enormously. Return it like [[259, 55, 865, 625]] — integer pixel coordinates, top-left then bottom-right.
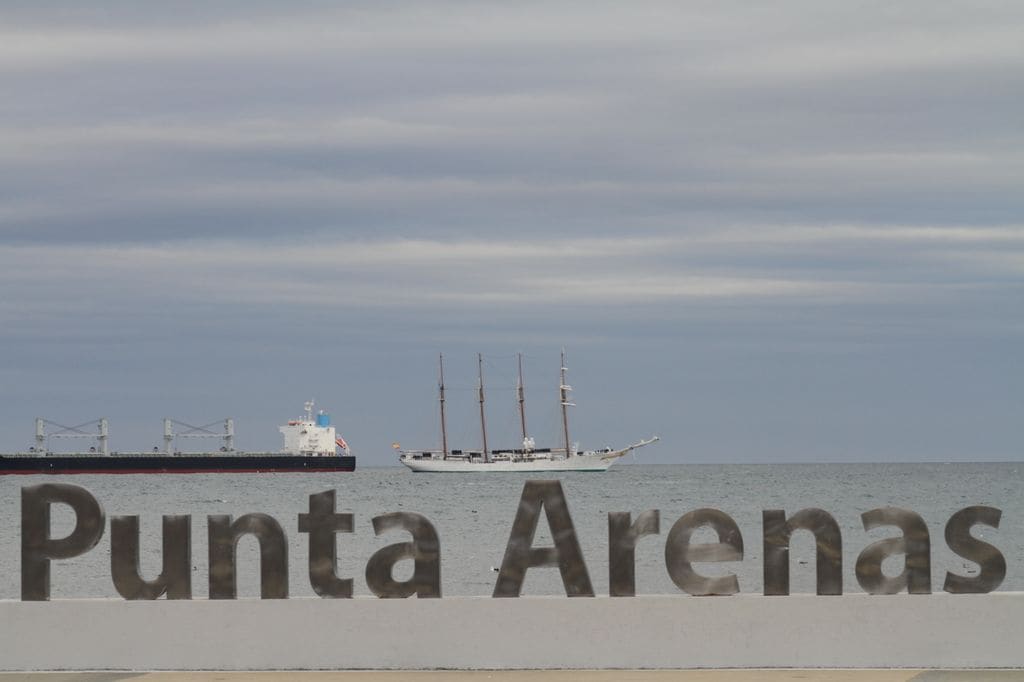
[[10, 401, 356, 474], [0, 454, 356, 475]]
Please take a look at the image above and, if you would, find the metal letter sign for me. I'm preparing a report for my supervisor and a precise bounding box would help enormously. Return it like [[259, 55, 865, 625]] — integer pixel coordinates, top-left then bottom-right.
[[608, 510, 660, 597], [763, 508, 842, 596], [493, 480, 594, 597], [111, 515, 192, 599], [298, 490, 355, 598], [943, 506, 1006, 594], [14, 483, 1010, 600], [855, 507, 931, 594], [365, 512, 441, 598], [208, 513, 289, 599], [22, 484, 105, 601], [664, 508, 743, 596]]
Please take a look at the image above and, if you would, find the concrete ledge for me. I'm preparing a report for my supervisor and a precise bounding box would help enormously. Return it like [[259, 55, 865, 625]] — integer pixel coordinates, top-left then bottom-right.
[[8, 673, 1024, 682], [2, 594, 1022, 671]]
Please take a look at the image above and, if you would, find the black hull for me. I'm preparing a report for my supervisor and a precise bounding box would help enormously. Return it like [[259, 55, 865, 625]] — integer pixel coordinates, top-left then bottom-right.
[[0, 454, 356, 475]]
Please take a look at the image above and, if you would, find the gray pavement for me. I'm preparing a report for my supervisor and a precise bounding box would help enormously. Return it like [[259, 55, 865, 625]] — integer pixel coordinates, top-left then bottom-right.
[[2, 672, 1024, 681]]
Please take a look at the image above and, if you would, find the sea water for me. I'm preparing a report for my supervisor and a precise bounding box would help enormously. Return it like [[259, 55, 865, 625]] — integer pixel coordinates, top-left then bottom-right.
[[1, 462, 1021, 599]]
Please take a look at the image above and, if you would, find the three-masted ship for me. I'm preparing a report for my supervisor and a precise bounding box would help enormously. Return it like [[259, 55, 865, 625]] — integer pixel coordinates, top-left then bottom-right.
[[397, 350, 657, 472]]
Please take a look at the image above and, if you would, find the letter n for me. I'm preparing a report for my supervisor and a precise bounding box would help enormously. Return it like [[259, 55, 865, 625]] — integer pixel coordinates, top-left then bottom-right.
[[208, 513, 288, 599], [763, 508, 842, 595]]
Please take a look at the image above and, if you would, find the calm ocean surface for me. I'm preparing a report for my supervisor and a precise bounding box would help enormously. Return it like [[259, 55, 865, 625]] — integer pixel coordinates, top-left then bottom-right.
[[1, 462, 1021, 599]]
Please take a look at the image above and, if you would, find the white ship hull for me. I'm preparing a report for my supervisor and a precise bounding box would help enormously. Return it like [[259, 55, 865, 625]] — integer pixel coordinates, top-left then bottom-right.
[[399, 438, 657, 473]]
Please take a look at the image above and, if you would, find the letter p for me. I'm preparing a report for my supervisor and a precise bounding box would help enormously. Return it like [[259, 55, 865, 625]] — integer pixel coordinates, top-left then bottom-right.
[[22, 484, 105, 601]]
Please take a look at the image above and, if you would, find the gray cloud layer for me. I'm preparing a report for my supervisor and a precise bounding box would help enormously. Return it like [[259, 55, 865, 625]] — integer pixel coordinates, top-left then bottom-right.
[[1, 2, 1021, 460]]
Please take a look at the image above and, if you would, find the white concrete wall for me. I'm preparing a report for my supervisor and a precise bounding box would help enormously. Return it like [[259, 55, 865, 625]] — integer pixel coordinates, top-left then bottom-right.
[[1, 594, 1022, 670]]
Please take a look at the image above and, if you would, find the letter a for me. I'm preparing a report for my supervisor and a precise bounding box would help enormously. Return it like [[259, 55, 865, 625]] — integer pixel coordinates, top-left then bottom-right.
[[493, 480, 594, 597]]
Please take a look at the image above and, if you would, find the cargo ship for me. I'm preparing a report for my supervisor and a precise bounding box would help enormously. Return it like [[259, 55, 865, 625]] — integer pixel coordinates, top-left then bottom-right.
[[0, 401, 355, 475]]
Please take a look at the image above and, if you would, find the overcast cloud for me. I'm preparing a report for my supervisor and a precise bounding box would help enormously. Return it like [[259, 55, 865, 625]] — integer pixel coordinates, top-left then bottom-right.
[[0, 1, 1021, 461]]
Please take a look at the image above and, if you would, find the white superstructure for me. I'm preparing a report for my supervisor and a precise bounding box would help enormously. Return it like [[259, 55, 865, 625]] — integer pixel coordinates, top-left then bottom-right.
[[279, 400, 346, 456]]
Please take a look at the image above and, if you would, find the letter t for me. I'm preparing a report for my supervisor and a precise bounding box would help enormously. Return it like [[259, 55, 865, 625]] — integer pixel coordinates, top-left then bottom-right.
[[298, 490, 354, 598]]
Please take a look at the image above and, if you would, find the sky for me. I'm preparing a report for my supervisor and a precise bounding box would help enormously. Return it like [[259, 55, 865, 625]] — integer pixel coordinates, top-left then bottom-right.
[[0, 1, 1020, 463]]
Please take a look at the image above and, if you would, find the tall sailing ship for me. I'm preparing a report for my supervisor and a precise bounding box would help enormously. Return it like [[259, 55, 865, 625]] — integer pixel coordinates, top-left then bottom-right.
[[397, 350, 657, 472]]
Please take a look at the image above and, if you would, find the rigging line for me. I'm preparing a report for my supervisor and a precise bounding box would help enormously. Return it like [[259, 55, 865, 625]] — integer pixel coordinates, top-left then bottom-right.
[[169, 419, 224, 434], [446, 383, 516, 392], [45, 419, 102, 435]]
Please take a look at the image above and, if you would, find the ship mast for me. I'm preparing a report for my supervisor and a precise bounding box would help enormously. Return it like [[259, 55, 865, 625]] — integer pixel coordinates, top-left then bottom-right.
[[560, 348, 574, 457], [438, 353, 449, 460], [478, 352, 489, 462], [517, 352, 528, 445]]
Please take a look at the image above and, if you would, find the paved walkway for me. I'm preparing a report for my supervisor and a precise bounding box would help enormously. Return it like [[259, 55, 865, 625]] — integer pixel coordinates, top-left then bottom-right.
[[3, 672, 1024, 681]]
